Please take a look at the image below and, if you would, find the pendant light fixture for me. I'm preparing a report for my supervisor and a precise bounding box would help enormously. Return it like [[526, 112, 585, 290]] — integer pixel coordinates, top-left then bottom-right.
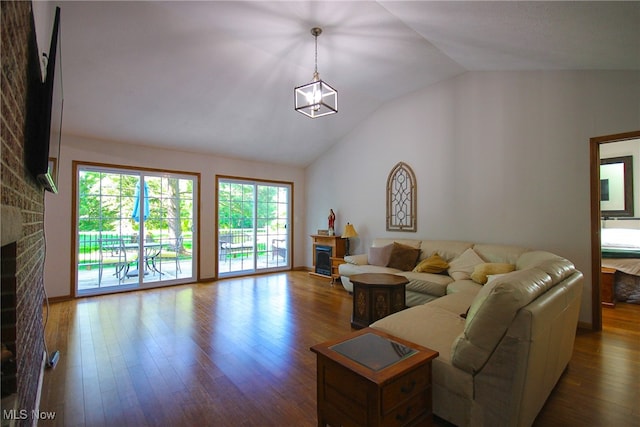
[[294, 27, 337, 118]]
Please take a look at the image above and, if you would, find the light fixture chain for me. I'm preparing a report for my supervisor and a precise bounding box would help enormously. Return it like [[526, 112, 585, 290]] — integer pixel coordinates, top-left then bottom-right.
[[314, 32, 318, 76]]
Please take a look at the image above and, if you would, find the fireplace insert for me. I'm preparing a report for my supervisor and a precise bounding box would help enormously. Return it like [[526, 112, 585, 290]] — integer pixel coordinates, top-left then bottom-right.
[[315, 245, 332, 276]]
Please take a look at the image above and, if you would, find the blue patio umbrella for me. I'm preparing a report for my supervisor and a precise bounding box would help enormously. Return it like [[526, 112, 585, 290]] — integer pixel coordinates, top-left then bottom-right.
[[132, 180, 150, 222]]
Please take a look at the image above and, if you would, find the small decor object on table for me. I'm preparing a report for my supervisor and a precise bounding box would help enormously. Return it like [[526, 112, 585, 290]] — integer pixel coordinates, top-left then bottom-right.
[[310, 327, 439, 427], [328, 209, 336, 236]]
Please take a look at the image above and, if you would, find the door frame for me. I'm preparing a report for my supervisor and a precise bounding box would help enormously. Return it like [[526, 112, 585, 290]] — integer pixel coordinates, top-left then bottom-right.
[[589, 130, 640, 330]]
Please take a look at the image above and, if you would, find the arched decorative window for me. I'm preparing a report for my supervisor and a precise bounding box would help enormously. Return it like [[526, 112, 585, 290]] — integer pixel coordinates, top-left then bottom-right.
[[386, 162, 417, 232]]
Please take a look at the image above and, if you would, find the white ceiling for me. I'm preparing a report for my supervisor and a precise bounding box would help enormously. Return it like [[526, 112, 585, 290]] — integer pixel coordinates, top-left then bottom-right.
[[53, 1, 640, 167]]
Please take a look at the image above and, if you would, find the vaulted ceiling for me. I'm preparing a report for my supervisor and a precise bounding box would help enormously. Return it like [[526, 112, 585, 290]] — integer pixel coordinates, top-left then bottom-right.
[[53, 1, 640, 166]]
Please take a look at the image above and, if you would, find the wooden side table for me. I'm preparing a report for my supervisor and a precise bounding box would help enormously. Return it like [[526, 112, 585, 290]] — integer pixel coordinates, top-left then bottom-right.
[[350, 273, 409, 329], [601, 267, 616, 307], [311, 327, 439, 427], [330, 257, 345, 284]]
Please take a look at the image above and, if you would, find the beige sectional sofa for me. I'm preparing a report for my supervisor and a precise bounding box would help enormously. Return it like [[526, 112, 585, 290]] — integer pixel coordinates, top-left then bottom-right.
[[338, 238, 583, 426]]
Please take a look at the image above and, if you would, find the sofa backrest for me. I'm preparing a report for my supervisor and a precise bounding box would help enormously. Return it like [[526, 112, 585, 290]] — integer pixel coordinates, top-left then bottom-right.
[[472, 243, 529, 264], [372, 238, 421, 249], [419, 240, 473, 262], [450, 265, 568, 374], [517, 250, 577, 283]]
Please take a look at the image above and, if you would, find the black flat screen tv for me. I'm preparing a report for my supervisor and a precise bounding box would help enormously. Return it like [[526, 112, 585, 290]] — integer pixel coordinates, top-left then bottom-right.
[[26, 6, 62, 194]]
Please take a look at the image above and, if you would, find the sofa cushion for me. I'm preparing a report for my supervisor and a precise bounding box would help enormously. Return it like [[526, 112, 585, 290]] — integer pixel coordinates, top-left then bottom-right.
[[413, 253, 449, 273], [451, 268, 553, 374], [387, 242, 421, 271], [446, 279, 482, 295], [400, 273, 453, 297], [339, 262, 402, 277], [371, 304, 467, 361], [368, 244, 393, 266], [427, 291, 477, 314], [470, 263, 516, 284], [448, 248, 485, 280], [371, 296, 475, 401]]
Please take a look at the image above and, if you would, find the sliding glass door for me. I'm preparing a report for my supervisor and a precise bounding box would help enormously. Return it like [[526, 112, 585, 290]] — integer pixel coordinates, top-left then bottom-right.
[[217, 178, 291, 276], [75, 165, 197, 295]]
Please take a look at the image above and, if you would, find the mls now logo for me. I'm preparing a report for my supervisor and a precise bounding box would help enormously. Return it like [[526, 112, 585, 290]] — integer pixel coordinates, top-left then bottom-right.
[[3, 409, 56, 421]]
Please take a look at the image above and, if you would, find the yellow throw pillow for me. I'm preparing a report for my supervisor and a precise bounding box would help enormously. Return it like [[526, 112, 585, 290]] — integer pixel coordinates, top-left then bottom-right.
[[413, 253, 449, 273], [470, 263, 516, 284]]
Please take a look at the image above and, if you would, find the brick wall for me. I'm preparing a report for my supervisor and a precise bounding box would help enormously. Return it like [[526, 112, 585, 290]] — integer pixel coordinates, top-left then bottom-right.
[[1, 1, 48, 422]]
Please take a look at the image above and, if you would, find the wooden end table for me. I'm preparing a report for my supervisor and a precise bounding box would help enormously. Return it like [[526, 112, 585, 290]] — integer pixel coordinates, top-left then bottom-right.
[[330, 257, 346, 284], [350, 273, 409, 329], [310, 327, 439, 427], [601, 267, 616, 307]]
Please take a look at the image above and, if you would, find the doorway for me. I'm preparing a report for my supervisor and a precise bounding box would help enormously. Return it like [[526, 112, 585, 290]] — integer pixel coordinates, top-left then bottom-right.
[[217, 177, 292, 277], [74, 164, 198, 296], [589, 130, 640, 330]]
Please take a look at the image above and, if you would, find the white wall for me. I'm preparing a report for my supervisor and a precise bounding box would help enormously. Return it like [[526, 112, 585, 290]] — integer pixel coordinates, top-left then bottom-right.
[[44, 135, 306, 298], [305, 70, 640, 325]]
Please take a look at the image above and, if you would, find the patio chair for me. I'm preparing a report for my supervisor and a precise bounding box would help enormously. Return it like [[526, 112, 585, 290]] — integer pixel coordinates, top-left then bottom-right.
[[219, 234, 234, 259], [98, 238, 133, 285], [272, 238, 287, 260], [160, 236, 184, 274], [143, 242, 164, 276]]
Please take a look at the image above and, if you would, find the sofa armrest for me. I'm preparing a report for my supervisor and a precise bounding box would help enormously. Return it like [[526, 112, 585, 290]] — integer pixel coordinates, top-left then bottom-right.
[[344, 254, 368, 265]]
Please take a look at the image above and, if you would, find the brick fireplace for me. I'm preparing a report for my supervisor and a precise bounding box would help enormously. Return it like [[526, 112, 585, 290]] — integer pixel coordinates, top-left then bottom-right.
[[1, 1, 49, 422], [1, 241, 18, 398]]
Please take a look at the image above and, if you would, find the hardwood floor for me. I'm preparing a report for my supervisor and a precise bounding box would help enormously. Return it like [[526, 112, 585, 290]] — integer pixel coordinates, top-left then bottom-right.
[[38, 272, 639, 426]]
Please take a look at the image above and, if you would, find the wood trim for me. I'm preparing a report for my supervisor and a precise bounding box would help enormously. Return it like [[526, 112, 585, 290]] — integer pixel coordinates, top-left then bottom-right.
[[589, 130, 640, 331]]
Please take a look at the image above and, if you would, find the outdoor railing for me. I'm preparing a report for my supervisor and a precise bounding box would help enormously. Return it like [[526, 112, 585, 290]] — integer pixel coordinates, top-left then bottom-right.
[[78, 233, 192, 270]]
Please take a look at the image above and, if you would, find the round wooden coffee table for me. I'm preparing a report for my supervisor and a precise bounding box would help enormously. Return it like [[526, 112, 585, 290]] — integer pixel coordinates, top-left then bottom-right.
[[350, 273, 409, 329]]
